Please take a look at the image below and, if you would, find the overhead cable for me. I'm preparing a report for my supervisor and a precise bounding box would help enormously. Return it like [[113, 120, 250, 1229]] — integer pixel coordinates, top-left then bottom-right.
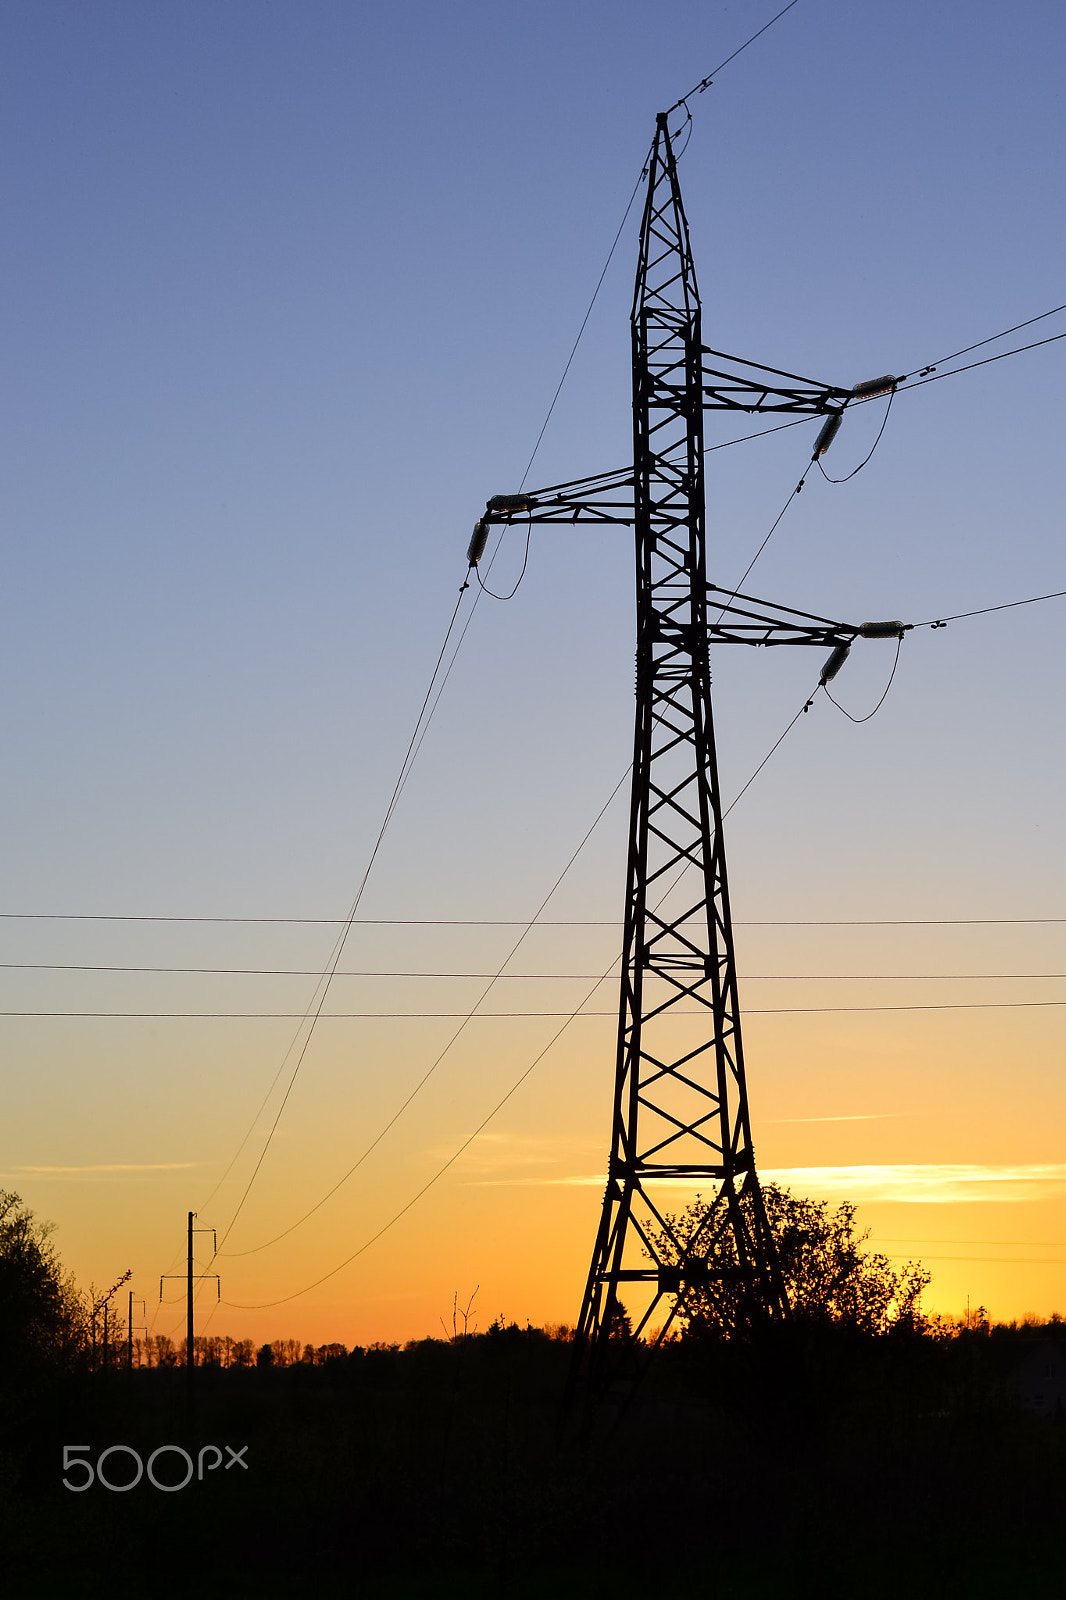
[[474, 520, 532, 601], [222, 767, 631, 1258], [714, 471, 812, 619], [221, 963, 618, 1309], [913, 300, 1066, 376], [3, 911, 1064, 928], [898, 329, 1066, 393], [664, 0, 803, 116], [8, 997, 1066, 1020], [822, 634, 904, 723], [516, 163, 650, 492], [218, 992, 1066, 1310], [6, 962, 1066, 981], [913, 588, 1066, 630], [201, 578, 472, 1238], [721, 682, 820, 818], [816, 387, 896, 483], [217, 679, 837, 1301]]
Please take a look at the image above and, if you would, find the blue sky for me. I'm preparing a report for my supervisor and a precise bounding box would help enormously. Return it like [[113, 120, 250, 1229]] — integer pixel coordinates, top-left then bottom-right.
[[2, 1, 1065, 1340]]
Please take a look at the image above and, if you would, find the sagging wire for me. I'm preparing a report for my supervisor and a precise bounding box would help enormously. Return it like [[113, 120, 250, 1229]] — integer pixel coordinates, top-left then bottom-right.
[[817, 387, 896, 484], [516, 156, 652, 495], [221, 764, 632, 1260], [822, 633, 904, 724], [468, 3, 809, 608], [907, 300, 1066, 382], [221, 685, 826, 1310], [474, 516, 532, 601], [728, 474, 806, 596], [663, 0, 803, 116], [913, 587, 1066, 630], [712, 453, 815, 624], [721, 681, 821, 819], [670, 102, 694, 156], [193, 570, 476, 1294], [714, 377, 896, 620]]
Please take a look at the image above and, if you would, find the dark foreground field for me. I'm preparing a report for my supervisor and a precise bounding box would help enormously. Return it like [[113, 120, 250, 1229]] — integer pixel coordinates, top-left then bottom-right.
[[3, 1325, 1066, 1599]]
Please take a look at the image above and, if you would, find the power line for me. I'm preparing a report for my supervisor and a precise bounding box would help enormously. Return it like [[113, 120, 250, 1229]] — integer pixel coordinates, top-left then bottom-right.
[[213, 969, 1060, 1306], [822, 634, 903, 724], [198, 476, 555, 1239], [211, 667, 1061, 1303], [900, 328, 1066, 392], [2, 912, 1064, 927], [216, 694, 822, 1291], [9, 963, 1066, 980], [885, 1254, 1066, 1267], [876, 1238, 1066, 1247], [815, 387, 895, 483], [221, 973, 619, 1310], [474, 521, 532, 601], [222, 768, 631, 1259], [207, 224, 1066, 1315], [703, 302, 1066, 457], [665, 0, 803, 115], [12, 999, 1064, 1020], [707, 413, 814, 452], [910, 301, 1066, 376], [197, 558, 493, 1245], [515, 161, 650, 491], [722, 682, 819, 816], [715, 473, 812, 615], [913, 588, 1066, 630]]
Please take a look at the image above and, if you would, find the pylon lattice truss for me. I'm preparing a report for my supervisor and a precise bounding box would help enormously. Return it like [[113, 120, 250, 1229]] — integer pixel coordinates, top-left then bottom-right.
[[475, 113, 895, 1405]]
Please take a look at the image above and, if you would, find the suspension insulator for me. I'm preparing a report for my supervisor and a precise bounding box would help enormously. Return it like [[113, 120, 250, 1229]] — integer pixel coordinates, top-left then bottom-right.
[[812, 412, 843, 458], [852, 375, 898, 399], [858, 620, 904, 638], [466, 520, 489, 567], [819, 642, 852, 684]]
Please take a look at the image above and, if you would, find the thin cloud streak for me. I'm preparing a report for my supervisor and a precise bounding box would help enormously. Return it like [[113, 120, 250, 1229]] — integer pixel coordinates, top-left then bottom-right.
[[463, 1164, 1066, 1203], [761, 1165, 1066, 1203], [761, 1113, 913, 1125], [2, 1162, 200, 1175]]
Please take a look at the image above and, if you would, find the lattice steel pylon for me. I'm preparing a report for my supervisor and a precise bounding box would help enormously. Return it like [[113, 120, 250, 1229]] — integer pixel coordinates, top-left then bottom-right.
[[472, 112, 889, 1409]]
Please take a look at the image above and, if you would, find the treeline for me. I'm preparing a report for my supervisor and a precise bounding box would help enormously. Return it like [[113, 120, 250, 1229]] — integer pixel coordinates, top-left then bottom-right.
[[127, 1322, 576, 1368], [127, 1311, 1066, 1372], [131, 1335, 354, 1368], [5, 1180, 1066, 1383]]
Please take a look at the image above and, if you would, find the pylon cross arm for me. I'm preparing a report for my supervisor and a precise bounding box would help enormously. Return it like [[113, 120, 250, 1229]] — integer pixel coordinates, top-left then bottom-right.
[[702, 346, 850, 415]]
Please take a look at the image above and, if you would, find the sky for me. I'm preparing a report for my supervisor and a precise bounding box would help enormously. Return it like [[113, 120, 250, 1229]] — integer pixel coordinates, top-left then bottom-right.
[[2, 0, 1065, 1349]]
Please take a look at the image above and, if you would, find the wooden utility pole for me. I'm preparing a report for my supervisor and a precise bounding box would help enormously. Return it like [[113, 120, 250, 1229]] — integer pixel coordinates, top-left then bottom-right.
[[187, 1210, 194, 1374], [127, 1290, 146, 1371], [160, 1212, 218, 1383]]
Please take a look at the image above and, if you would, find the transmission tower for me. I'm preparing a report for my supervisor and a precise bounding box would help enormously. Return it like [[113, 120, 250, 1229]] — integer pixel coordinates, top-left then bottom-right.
[[470, 112, 898, 1406]]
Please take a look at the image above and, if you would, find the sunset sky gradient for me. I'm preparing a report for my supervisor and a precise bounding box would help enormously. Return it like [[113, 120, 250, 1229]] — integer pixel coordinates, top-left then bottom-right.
[[2, 0, 1065, 1347]]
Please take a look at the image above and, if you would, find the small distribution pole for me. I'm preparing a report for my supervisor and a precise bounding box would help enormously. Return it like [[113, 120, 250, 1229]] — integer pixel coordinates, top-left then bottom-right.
[[90, 1269, 132, 1375], [127, 1291, 147, 1371], [160, 1211, 219, 1382], [187, 1210, 194, 1373]]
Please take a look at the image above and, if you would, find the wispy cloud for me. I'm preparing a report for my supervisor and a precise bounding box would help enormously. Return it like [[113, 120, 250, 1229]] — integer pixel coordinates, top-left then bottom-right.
[[2, 1162, 200, 1176], [464, 1164, 1066, 1203], [761, 1113, 913, 1125], [432, 1132, 599, 1173], [761, 1165, 1066, 1204]]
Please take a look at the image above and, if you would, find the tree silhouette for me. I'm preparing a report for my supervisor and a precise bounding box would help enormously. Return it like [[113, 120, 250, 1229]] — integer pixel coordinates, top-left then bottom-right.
[[0, 1190, 87, 1375], [649, 1184, 930, 1338]]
